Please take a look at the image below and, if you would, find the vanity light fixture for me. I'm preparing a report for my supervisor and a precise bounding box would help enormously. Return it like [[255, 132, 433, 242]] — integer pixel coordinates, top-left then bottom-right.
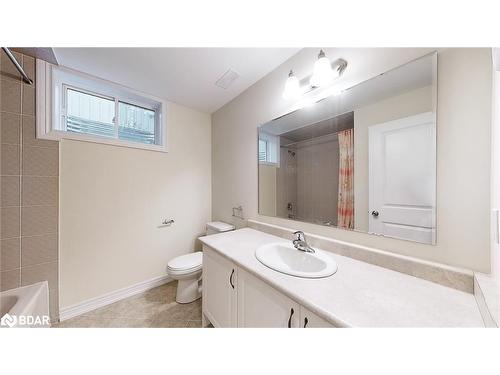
[[282, 70, 301, 100], [282, 49, 347, 101], [310, 49, 334, 87]]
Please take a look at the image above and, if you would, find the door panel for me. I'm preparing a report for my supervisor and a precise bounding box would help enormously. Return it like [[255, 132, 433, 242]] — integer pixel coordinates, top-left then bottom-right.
[[368, 112, 436, 244]]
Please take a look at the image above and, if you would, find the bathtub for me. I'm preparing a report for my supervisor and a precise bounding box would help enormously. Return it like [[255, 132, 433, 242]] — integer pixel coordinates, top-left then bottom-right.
[[0, 281, 51, 328]]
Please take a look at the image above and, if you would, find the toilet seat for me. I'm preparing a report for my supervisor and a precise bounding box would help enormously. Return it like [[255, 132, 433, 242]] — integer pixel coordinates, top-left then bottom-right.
[[167, 252, 202, 274]]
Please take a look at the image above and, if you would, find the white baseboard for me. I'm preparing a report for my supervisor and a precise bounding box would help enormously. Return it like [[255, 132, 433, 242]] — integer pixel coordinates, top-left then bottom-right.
[[59, 275, 173, 321]]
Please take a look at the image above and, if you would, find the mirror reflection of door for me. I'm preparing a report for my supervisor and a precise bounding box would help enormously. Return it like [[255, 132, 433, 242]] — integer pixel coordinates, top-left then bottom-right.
[[368, 112, 436, 244]]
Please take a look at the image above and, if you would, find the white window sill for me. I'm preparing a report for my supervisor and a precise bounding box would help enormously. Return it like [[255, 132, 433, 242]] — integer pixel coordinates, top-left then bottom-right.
[[40, 130, 168, 153]]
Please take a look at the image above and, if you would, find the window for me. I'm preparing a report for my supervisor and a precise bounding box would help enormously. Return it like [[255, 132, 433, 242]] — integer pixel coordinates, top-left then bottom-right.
[[66, 88, 115, 138], [36, 61, 167, 152], [118, 102, 156, 144], [258, 131, 279, 166], [258, 139, 268, 162]]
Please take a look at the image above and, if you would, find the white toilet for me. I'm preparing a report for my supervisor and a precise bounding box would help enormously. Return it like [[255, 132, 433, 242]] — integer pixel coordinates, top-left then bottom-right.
[[167, 221, 235, 303]]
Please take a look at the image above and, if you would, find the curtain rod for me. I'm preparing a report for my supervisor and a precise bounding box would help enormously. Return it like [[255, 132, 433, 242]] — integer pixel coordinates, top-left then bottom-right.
[[2, 47, 33, 85]]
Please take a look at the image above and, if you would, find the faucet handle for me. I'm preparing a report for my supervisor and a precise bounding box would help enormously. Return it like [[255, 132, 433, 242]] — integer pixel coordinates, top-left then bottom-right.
[[293, 230, 305, 242]]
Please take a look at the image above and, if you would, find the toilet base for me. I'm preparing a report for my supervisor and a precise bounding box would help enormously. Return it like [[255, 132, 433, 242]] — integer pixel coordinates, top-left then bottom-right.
[[176, 278, 201, 304]]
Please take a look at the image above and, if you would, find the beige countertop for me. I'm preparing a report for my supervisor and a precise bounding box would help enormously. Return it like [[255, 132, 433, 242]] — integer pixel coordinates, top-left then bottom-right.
[[200, 228, 484, 327]]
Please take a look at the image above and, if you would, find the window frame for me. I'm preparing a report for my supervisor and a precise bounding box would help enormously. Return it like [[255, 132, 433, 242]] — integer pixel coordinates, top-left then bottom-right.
[[36, 60, 168, 152], [258, 130, 280, 166]]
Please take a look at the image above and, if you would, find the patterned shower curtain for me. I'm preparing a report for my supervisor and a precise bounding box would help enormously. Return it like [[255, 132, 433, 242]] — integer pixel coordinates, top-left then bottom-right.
[[337, 129, 354, 229]]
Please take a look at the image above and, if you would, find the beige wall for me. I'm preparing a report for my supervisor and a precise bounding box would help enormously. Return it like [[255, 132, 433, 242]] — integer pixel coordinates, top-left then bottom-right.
[[1, 52, 60, 321], [354, 85, 433, 232], [212, 48, 492, 272], [491, 70, 500, 278], [59, 102, 211, 308]]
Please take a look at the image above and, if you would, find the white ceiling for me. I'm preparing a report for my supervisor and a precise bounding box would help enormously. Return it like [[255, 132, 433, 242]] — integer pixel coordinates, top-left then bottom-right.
[[53, 48, 301, 113]]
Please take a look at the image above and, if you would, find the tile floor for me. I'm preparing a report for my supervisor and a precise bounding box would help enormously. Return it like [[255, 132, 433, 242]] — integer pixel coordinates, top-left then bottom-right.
[[55, 281, 202, 328]]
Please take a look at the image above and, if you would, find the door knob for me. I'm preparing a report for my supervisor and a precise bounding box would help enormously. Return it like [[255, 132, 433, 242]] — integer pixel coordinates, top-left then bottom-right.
[[371, 210, 379, 217]]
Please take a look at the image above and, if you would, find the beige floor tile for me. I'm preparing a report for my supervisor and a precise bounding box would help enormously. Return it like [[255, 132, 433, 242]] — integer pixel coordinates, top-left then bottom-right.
[[55, 281, 205, 328], [186, 321, 202, 328], [149, 319, 188, 328]]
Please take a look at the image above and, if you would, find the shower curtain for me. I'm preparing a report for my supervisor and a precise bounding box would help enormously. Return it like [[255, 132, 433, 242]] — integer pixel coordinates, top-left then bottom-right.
[[337, 129, 354, 229]]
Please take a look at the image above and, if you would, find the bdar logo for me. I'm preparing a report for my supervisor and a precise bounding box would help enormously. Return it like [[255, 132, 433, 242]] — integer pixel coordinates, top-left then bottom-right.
[[1, 313, 17, 327]]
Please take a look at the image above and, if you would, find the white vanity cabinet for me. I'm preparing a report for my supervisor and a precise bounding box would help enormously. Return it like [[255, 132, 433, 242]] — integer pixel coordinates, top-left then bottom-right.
[[202, 245, 336, 328], [202, 246, 237, 327], [237, 268, 300, 328]]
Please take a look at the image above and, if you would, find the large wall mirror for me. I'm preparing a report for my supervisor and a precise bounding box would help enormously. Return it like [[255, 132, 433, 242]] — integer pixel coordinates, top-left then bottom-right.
[[258, 52, 437, 244]]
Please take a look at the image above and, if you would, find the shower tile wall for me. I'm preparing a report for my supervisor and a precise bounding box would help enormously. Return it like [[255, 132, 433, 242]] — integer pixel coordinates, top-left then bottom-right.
[[276, 147, 297, 218], [276, 134, 339, 225], [295, 135, 339, 225], [1, 51, 60, 321]]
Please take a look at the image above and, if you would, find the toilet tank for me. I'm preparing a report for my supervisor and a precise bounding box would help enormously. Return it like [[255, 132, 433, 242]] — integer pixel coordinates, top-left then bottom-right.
[[206, 221, 235, 235]]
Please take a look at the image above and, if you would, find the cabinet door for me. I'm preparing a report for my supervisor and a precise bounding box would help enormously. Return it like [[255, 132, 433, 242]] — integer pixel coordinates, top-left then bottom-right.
[[202, 246, 237, 327], [237, 268, 300, 328], [299, 306, 336, 328]]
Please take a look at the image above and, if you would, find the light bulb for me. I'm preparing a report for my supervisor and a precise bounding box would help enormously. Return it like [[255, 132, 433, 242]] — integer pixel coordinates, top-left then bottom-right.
[[310, 49, 334, 88], [282, 70, 301, 100]]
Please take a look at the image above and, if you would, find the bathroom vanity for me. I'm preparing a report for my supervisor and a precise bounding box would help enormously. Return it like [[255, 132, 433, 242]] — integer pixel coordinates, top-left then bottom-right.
[[200, 228, 484, 328]]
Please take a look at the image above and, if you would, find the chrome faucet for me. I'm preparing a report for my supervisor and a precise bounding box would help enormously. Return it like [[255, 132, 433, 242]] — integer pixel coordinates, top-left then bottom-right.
[[292, 231, 315, 253]]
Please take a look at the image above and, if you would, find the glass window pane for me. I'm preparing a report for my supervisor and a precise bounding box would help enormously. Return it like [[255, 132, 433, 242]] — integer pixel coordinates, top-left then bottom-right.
[[259, 139, 267, 162], [118, 102, 156, 144], [66, 88, 115, 138]]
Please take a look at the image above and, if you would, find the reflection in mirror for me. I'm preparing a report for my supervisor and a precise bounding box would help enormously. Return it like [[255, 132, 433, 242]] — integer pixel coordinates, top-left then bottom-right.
[[258, 52, 437, 244]]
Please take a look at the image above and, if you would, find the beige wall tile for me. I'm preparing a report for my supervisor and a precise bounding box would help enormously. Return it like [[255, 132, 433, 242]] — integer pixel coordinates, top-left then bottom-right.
[[22, 84, 35, 116], [22, 146, 59, 176], [0, 51, 22, 82], [1, 238, 20, 271], [22, 176, 58, 206], [1, 176, 20, 207], [1, 79, 21, 113], [1, 52, 59, 320], [22, 55, 35, 83], [1, 207, 20, 239], [1, 112, 21, 144], [21, 206, 58, 236], [21, 261, 58, 290], [21, 233, 58, 267], [1, 144, 20, 175], [22, 115, 58, 148], [1, 269, 20, 291]]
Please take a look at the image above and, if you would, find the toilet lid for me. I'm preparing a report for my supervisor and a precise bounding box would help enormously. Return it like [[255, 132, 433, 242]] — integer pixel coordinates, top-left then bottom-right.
[[206, 221, 235, 232], [167, 252, 203, 271]]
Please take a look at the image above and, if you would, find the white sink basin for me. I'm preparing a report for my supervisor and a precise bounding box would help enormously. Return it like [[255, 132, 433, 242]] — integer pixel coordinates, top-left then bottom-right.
[[255, 242, 338, 278]]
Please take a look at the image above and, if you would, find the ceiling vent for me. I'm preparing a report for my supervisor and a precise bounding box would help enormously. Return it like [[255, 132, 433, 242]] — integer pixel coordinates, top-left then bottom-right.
[[215, 69, 240, 89]]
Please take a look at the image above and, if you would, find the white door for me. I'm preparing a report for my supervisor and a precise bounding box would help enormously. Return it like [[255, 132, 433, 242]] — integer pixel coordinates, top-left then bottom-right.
[[368, 112, 436, 244], [237, 268, 300, 328], [202, 246, 237, 327], [299, 307, 336, 328]]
